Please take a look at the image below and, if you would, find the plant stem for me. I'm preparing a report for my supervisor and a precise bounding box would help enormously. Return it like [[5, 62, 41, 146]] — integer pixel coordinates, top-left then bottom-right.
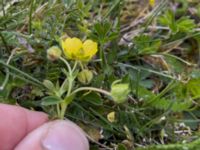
[[117, 62, 179, 81], [59, 57, 77, 119], [29, 0, 34, 34], [1, 0, 7, 29], [99, 43, 105, 68], [0, 60, 44, 87], [72, 61, 78, 72], [161, 53, 195, 66], [71, 87, 111, 97], [59, 57, 72, 74], [78, 61, 84, 70], [60, 75, 74, 119], [60, 102, 68, 119], [67, 78, 73, 96], [0, 32, 9, 51], [56, 104, 61, 117], [0, 49, 16, 90]]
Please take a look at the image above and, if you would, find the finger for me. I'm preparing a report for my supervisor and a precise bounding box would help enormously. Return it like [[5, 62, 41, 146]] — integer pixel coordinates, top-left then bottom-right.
[[0, 104, 48, 150], [15, 120, 89, 150]]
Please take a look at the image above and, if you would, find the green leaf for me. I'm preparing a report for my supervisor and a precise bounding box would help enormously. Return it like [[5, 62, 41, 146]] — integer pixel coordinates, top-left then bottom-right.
[[164, 55, 184, 73], [91, 20, 118, 43], [134, 85, 192, 112], [43, 80, 55, 91], [117, 144, 127, 150], [93, 21, 111, 41], [133, 35, 161, 55], [177, 17, 196, 33], [190, 69, 200, 79], [158, 10, 195, 33], [1, 31, 18, 47], [62, 0, 75, 8], [59, 79, 68, 96], [158, 10, 178, 33], [41, 96, 62, 106], [136, 137, 200, 150], [82, 92, 103, 106], [187, 78, 200, 98], [63, 94, 75, 105]]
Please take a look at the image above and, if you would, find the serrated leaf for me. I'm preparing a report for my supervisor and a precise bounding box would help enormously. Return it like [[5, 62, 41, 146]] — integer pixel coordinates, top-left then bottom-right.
[[158, 10, 195, 34], [177, 17, 196, 33], [134, 35, 161, 55], [158, 10, 178, 33]]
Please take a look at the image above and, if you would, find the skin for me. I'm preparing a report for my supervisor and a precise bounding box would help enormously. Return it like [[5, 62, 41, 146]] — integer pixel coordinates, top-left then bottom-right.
[[0, 104, 89, 150]]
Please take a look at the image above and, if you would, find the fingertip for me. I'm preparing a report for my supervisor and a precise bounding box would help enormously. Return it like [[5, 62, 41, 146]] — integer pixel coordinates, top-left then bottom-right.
[[42, 120, 89, 150], [0, 104, 48, 150], [15, 120, 89, 150], [25, 110, 49, 132]]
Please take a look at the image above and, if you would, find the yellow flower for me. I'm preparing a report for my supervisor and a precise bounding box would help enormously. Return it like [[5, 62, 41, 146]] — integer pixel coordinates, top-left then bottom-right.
[[149, 0, 155, 7], [62, 37, 98, 61], [83, 40, 98, 59], [62, 38, 82, 59]]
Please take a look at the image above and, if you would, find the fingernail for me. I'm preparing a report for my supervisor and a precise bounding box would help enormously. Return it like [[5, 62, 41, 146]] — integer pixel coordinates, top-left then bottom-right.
[[41, 120, 89, 150]]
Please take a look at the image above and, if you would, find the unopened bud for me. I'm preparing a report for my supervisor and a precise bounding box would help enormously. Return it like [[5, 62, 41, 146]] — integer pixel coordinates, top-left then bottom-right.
[[78, 69, 93, 85], [47, 46, 62, 61], [111, 80, 130, 103], [107, 111, 116, 123]]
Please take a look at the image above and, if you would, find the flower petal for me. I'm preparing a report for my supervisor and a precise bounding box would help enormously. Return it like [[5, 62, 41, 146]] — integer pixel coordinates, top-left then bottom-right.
[[62, 38, 83, 59], [83, 40, 98, 60]]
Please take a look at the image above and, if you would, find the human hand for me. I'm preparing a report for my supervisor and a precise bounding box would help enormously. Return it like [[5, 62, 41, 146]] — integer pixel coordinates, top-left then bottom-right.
[[0, 104, 89, 150]]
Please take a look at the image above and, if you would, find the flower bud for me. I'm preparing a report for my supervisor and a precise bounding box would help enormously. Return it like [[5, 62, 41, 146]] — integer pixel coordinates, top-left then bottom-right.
[[107, 111, 116, 123], [111, 81, 130, 103], [78, 69, 93, 85], [47, 46, 62, 61]]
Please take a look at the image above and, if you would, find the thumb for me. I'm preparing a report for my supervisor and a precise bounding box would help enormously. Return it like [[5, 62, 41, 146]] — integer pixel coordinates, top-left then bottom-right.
[[15, 120, 89, 150]]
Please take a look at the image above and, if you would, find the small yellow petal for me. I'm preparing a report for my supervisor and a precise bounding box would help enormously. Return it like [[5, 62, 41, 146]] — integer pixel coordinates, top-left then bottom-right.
[[149, 0, 155, 7], [62, 37, 83, 59], [83, 40, 98, 60], [107, 111, 116, 123]]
